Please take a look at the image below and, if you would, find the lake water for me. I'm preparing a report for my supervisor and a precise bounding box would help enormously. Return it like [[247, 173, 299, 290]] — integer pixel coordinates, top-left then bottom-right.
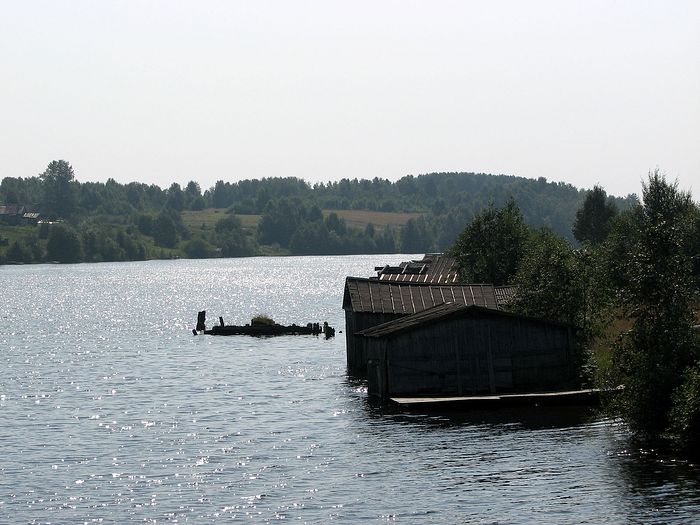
[[2, 256, 700, 524]]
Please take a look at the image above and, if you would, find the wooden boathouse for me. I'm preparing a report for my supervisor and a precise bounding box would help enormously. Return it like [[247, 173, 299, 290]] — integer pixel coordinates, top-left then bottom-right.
[[342, 277, 499, 376], [359, 302, 578, 399], [374, 253, 460, 283]]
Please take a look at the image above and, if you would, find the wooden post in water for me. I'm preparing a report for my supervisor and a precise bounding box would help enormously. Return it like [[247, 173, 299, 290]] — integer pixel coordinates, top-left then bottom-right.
[[196, 310, 206, 332]]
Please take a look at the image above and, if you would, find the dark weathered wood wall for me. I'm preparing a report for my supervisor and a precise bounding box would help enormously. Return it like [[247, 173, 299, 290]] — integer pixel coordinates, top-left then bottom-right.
[[345, 310, 402, 376], [366, 313, 575, 398]]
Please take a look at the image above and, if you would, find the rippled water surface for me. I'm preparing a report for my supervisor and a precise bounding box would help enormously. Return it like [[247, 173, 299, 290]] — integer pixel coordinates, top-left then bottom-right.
[[2, 256, 700, 524]]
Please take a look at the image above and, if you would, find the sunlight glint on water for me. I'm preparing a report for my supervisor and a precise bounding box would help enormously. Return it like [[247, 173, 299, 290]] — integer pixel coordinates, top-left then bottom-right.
[[1, 256, 700, 523]]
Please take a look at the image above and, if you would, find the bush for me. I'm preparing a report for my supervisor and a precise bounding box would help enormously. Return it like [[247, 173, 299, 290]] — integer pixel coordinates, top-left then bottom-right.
[[46, 223, 83, 263], [251, 314, 275, 326], [669, 362, 700, 454], [184, 238, 214, 258], [6, 240, 34, 263]]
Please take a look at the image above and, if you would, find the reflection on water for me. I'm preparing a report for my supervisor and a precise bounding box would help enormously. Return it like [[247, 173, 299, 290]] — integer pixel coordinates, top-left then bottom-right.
[[365, 399, 601, 430], [1, 256, 699, 523]]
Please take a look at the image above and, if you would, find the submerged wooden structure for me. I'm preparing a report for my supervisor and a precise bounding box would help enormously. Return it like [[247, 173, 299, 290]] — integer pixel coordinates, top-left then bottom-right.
[[360, 302, 577, 399], [342, 254, 581, 403], [342, 277, 499, 376], [193, 311, 335, 338]]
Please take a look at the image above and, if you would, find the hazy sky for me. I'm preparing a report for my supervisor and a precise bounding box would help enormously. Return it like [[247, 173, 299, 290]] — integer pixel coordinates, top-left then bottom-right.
[[1, 1, 698, 197]]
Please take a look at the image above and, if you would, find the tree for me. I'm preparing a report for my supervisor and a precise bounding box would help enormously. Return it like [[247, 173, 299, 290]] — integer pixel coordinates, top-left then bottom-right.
[[211, 180, 231, 208], [214, 215, 255, 257], [116, 229, 146, 260], [325, 212, 346, 235], [164, 183, 185, 212], [512, 229, 585, 327], [184, 237, 214, 258], [256, 198, 303, 248], [307, 205, 323, 222], [573, 185, 617, 244], [289, 221, 331, 255], [6, 240, 34, 263], [46, 223, 83, 263], [378, 226, 397, 253], [153, 213, 178, 248], [185, 181, 206, 210], [609, 171, 699, 444], [40, 160, 77, 218], [450, 199, 530, 285], [401, 217, 432, 253], [0, 176, 42, 204]]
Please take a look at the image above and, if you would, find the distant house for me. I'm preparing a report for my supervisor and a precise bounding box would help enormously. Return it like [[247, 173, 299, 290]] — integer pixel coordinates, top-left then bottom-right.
[[360, 302, 578, 399], [0, 204, 40, 225], [342, 277, 498, 375]]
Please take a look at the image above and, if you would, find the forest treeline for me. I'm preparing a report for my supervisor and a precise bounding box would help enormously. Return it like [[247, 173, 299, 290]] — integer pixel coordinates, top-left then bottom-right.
[[1, 160, 637, 263], [449, 173, 700, 455]]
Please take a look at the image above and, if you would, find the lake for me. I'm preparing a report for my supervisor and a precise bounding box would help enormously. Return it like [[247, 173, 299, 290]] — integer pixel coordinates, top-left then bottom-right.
[[1, 256, 699, 523]]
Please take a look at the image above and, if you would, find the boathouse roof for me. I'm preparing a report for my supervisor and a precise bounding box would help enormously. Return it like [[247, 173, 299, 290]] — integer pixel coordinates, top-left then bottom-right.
[[357, 301, 571, 339], [495, 285, 518, 307], [374, 253, 459, 284], [343, 277, 498, 315]]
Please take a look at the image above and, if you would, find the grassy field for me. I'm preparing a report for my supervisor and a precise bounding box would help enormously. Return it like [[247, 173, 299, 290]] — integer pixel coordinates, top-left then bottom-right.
[[0, 224, 36, 241], [180, 209, 261, 241], [322, 209, 423, 231], [181, 208, 230, 230], [0, 225, 38, 258], [181, 208, 422, 235]]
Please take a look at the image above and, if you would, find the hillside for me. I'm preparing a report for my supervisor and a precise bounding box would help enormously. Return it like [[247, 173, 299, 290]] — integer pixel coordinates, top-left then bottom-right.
[[1, 164, 640, 264]]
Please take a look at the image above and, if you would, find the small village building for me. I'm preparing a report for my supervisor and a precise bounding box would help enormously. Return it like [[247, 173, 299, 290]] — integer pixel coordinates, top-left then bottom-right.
[[342, 277, 498, 375], [0, 205, 40, 225], [359, 302, 578, 399]]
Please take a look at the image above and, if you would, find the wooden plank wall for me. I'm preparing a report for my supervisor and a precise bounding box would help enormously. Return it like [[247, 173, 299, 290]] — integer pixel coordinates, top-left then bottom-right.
[[367, 314, 576, 398]]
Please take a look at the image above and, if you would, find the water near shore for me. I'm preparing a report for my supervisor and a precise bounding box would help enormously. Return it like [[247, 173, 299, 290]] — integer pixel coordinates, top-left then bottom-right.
[[2, 256, 699, 523]]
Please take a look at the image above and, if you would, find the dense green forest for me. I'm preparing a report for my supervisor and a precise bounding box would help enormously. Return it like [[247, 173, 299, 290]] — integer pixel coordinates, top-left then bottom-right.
[[449, 174, 700, 455], [0, 160, 637, 264]]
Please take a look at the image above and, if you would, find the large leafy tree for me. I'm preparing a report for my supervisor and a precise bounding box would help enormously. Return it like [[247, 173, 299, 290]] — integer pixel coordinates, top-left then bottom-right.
[[164, 182, 185, 212], [510, 229, 609, 385], [46, 223, 83, 263], [401, 217, 433, 253], [40, 160, 77, 218], [608, 171, 699, 445], [573, 185, 618, 244], [6, 240, 34, 263], [512, 229, 586, 327], [450, 199, 530, 285], [214, 214, 255, 257], [153, 212, 179, 248], [256, 198, 304, 248]]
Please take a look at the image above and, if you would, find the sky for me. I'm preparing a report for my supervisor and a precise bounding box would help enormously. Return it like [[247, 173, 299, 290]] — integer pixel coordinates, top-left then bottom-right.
[[1, 1, 698, 198]]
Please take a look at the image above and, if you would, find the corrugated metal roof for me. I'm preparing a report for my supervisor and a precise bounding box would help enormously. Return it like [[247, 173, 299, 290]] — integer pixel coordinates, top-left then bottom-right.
[[376, 253, 459, 284], [343, 277, 498, 314], [495, 285, 518, 307], [358, 301, 571, 339]]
